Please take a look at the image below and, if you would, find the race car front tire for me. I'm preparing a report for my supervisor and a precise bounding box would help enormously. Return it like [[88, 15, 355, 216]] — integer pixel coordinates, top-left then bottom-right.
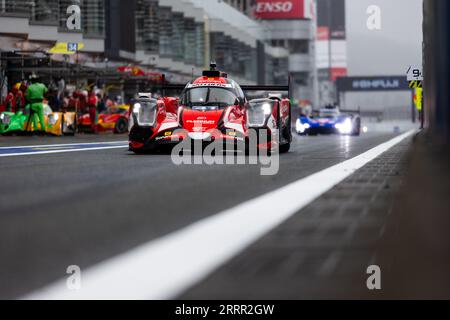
[[114, 118, 128, 134], [352, 119, 361, 136], [279, 142, 291, 154]]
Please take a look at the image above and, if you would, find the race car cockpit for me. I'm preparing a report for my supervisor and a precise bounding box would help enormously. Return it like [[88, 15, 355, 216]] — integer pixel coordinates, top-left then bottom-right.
[[319, 109, 341, 119], [181, 87, 239, 110]]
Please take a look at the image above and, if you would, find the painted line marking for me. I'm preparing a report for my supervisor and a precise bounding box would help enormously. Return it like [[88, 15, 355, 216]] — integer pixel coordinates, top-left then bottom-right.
[[32, 146, 83, 151], [0, 142, 129, 157], [0, 146, 129, 157], [0, 141, 128, 150], [23, 130, 416, 300]]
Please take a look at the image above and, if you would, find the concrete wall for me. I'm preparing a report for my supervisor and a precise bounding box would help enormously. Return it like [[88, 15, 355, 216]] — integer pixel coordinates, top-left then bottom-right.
[[423, 0, 450, 139]]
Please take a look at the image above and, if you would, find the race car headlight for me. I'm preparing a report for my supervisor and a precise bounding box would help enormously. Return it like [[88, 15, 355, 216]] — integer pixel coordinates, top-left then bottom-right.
[[133, 99, 158, 127], [336, 118, 353, 134], [1, 113, 11, 125], [296, 119, 310, 133], [133, 103, 141, 114], [246, 100, 275, 128]]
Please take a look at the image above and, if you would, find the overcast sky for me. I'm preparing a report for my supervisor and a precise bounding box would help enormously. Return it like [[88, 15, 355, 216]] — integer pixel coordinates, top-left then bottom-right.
[[346, 0, 423, 76]]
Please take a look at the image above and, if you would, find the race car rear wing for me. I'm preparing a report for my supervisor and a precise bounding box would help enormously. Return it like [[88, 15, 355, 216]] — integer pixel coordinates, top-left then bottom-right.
[[159, 76, 292, 101], [160, 84, 291, 95], [241, 85, 291, 100], [240, 85, 289, 92]]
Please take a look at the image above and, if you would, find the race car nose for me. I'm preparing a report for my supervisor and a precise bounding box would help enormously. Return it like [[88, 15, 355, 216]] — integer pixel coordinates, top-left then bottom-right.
[[188, 132, 212, 140]]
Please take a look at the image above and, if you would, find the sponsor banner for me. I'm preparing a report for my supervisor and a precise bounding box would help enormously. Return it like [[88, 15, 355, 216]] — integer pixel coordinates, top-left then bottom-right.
[[330, 68, 347, 81], [315, 32, 348, 81], [194, 77, 228, 85], [117, 66, 146, 76], [187, 83, 233, 89], [147, 72, 164, 82], [329, 0, 346, 40], [317, 0, 346, 40], [254, 0, 313, 20], [316, 26, 329, 41], [190, 77, 232, 88], [336, 76, 411, 92], [116, 68, 163, 81], [49, 42, 84, 55]]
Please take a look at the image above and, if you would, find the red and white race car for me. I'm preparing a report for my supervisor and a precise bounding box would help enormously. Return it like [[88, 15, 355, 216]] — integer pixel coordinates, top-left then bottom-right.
[[128, 64, 292, 154]]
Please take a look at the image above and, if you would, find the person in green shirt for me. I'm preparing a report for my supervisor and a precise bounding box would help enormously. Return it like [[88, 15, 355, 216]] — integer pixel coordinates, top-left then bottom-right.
[[26, 74, 48, 132]]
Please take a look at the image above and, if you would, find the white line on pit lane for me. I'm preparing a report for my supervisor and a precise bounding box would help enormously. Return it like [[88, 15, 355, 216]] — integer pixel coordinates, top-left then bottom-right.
[[0, 141, 128, 150], [0, 145, 129, 157], [23, 130, 416, 300], [0, 142, 129, 157]]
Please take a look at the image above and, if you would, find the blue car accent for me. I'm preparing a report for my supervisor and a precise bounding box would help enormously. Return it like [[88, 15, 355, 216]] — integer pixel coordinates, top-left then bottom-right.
[[296, 107, 361, 136]]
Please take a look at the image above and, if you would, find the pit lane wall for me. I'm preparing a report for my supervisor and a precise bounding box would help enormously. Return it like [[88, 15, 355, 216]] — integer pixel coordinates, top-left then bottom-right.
[[423, 0, 450, 141]]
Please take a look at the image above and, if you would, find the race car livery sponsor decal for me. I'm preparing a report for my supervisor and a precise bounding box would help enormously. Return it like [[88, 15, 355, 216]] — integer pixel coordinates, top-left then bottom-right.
[[193, 77, 228, 84], [185, 118, 217, 126], [189, 77, 232, 88], [155, 136, 171, 141], [187, 83, 233, 89]]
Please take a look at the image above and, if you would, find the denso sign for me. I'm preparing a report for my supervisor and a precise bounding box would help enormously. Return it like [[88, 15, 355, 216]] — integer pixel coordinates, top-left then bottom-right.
[[254, 0, 308, 20]]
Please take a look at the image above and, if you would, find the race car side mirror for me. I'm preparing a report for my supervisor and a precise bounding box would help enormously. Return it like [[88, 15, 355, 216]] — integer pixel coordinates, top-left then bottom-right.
[[235, 98, 244, 107]]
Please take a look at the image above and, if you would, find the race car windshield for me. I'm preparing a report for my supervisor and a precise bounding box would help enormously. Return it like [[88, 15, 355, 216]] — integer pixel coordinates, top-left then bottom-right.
[[183, 87, 237, 108], [320, 110, 339, 118]]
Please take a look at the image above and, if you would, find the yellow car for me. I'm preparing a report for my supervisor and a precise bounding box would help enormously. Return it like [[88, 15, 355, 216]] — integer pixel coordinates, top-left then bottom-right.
[[24, 104, 77, 136]]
